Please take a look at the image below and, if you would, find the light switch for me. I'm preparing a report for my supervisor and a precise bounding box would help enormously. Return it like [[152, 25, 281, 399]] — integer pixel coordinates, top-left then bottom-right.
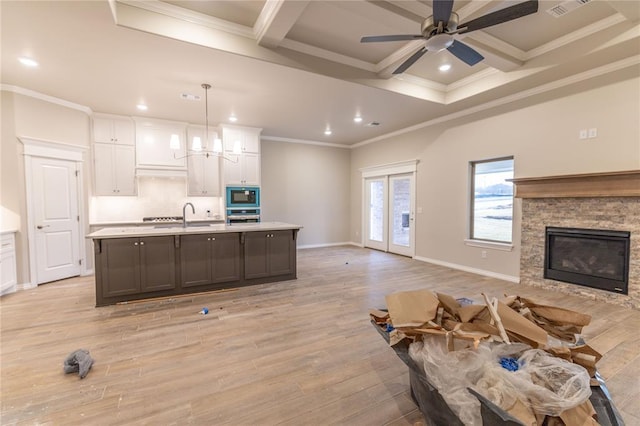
[[579, 129, 588, 139], [417, 207, 423, 214], [588, 128, 597, 138]]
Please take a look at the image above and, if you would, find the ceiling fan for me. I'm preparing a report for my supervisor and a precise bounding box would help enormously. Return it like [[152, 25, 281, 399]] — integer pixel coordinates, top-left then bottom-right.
[[361, 0, 539, 74]]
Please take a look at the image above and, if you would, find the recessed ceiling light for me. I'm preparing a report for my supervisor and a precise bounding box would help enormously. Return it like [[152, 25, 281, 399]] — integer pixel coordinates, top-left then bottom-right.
[[439, 64, 452, 72], [229, 115, 238, 122], [354, 116, 363, 123], [136, 104, 148, 111], [18, 57, 39, 67], [324, 129, 332, 136]]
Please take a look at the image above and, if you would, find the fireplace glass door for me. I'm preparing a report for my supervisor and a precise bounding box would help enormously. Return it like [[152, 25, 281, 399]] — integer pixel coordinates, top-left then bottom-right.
[[544, 227, 630, 294]]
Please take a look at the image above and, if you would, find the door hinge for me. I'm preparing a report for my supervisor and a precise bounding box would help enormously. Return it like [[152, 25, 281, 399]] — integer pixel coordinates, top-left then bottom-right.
[[77, 216, 80, 222], [75, 170, 79, 177], [79, 259, 82, 265]]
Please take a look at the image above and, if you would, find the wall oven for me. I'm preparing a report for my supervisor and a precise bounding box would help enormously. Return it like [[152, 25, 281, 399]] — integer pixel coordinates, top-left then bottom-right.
[[226, 186, 260, 223]]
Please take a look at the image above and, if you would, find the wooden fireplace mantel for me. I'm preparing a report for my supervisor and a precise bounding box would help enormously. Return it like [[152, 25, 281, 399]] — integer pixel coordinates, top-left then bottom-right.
[[509, 170, 640, 198]]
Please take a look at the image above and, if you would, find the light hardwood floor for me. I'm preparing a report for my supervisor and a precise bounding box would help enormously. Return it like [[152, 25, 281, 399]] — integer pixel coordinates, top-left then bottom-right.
[[1, 246, 639, 425]]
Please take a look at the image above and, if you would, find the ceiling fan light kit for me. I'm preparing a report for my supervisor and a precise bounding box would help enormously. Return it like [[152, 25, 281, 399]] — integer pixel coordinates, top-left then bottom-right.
[[360, 0, 539, 74]]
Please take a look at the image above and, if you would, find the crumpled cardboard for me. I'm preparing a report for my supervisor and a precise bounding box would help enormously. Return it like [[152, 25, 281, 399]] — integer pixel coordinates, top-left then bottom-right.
[[385, 289, 439, 328], [512, 297, 592, 343], [558, 400, 600, 426], [496, 301, 548, 348]]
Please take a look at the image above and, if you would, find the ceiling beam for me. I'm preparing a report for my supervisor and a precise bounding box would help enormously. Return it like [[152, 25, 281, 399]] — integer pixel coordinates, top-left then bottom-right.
[[254, 0, 310, 48]]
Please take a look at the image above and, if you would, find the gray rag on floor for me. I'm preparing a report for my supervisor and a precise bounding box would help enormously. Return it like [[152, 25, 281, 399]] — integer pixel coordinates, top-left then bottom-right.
[[63, 349, 94, 379]]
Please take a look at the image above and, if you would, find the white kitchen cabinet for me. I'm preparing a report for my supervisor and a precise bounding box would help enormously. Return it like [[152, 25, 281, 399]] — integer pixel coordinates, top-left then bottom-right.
[[223, 152, 260, 186], [1, 232, 17, 296], [221, 124, 261, 186], [188, 155, 221, 196], [94, 143, 136, 195], [134, 118, 187, 170], [187, 125, 222, 196], [93, 114, 135, 145], [221, 124, 261, 154]]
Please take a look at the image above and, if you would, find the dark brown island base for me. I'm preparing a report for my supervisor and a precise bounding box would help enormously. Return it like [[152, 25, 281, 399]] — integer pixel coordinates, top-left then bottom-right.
[[87, 222, 302, 307]]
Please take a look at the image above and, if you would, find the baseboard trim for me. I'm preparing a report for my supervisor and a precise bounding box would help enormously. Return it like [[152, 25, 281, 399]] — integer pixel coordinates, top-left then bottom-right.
[[298, 241, 355, 249], [413, 256, 520, 284]]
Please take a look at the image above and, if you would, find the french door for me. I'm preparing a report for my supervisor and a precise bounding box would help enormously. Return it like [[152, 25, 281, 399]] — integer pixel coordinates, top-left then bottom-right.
[[364, 173, 414, 257]]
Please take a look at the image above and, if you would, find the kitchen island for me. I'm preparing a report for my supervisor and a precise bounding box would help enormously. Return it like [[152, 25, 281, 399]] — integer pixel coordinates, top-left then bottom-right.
[[87, 222, 302, 306]]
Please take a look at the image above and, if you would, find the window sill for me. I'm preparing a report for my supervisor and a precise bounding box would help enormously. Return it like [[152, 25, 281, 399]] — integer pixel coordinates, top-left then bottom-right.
[[464, 239, 514, 252]]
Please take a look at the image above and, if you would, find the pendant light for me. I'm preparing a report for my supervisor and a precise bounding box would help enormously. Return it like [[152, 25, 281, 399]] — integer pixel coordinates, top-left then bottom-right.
[[173, 83, 237, 162]]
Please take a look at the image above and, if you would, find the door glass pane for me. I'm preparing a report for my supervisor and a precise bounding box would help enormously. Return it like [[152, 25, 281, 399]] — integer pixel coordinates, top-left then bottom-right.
[[391, 177, 410, 247], [369, 181, 384, 241]]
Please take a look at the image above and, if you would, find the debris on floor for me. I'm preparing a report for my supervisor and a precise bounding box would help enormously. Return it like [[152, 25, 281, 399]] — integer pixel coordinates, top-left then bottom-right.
[[63, 349, 94, 379], [370, 290, 621, 426]]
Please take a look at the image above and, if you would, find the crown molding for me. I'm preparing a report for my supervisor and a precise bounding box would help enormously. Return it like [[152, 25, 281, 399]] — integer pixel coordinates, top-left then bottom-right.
[[1, 85, 92, 115]]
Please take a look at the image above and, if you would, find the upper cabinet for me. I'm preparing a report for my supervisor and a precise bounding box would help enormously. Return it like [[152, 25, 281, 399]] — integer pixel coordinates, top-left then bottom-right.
[[134, 118, 187, 171], [222, 124, 260, 154], [93, 114, 135, 145], [92, 114, 137, 195], [186, 125, 221, 196], [221, 125, 262, 186]]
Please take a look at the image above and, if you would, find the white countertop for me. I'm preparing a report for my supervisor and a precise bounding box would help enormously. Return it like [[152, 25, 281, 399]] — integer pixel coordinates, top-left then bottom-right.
[[87, 222, 303, 239], [89, 219, 225, 227]]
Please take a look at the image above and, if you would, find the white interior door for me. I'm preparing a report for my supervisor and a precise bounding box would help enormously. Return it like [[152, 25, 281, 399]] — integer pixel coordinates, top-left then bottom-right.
[[32, 157, 81, 284], [364, 174, 415, 257]]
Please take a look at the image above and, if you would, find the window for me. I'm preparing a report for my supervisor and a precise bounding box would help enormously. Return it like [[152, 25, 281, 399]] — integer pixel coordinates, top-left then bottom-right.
[[470, 157, 514, 243]]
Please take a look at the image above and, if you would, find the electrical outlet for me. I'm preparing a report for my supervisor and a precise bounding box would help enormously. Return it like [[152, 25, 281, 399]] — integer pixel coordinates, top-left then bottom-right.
[[481, 250, 487, 258]]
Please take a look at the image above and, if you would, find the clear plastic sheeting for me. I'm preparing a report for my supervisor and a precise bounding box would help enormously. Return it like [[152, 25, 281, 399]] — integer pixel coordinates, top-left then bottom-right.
[[409, 337, 593, 425]]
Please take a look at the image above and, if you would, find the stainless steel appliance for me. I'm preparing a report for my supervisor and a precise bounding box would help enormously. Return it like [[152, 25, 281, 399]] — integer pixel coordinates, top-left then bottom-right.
[[226, 186, 260, 208], [226, 208, 260, 224], [226, 186, 260, 223]]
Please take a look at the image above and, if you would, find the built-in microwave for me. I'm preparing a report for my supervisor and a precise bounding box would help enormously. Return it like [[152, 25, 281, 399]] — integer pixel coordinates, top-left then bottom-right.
[[226, 186, 260, 208]]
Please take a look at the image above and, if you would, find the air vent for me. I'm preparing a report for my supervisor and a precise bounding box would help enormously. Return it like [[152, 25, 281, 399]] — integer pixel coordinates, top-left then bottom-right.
[[366, 121, 381, 127], [180, 93, 201, 101], [546, 0, 591, 18]]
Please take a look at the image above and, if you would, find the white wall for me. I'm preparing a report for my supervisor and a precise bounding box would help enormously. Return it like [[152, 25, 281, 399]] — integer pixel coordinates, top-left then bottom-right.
[[351, 74, 640, 281], [261, 140, 351, 247], [1, 90, 91, 284]]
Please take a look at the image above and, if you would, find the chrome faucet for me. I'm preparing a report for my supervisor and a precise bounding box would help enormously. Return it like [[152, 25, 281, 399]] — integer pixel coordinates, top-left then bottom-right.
[[182, 202, 195, 227]]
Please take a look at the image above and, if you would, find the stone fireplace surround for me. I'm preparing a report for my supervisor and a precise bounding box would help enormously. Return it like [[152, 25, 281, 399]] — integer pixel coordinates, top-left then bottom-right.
[[514, 170, 640, 309]]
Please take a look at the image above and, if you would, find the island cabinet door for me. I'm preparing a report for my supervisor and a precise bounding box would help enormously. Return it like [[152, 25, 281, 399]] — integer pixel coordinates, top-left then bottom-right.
[[100, 238, 141, 297], [139, 236, 176, 292], [180, 234, 213, 288], [243, 232, 270, 279], [211, 233, 241, 283], [268, 231, 294, 276]]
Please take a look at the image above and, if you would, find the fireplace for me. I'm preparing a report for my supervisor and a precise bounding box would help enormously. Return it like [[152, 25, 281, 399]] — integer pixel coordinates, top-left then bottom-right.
[[544, 227, 630, 294]]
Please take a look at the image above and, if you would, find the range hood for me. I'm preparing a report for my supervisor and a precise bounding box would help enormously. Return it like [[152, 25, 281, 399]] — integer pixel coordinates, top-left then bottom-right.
[[135, 167, 187, 178]]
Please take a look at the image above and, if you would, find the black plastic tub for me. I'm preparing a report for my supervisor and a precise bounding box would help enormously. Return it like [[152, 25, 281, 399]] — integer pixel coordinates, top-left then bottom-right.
[[371, 321, 624, 426]]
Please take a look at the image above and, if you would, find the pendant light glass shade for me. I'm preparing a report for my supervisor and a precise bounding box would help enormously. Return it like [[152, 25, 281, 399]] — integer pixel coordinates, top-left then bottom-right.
[[169, 134, 180, 150], [192, 136, 202, 151], [233, 140, 242, 154], [213, 138, 223, 153]]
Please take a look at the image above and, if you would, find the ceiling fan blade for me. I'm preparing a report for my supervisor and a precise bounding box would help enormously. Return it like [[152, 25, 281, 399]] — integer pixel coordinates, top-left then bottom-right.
[[432, 0, 454, 26], [458, 0, 538, 34], [361, 34, 424, 43], [393, 47, 428, 74], [447, 40, 484, 66]]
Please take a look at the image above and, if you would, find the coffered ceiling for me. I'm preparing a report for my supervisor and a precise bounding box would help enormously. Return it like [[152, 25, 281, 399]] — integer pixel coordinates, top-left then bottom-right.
[[1, 1, 638, 146]]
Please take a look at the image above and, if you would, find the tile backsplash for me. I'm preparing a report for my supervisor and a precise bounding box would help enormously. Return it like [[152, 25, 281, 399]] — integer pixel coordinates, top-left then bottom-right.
[[90, 177, 224, 223]]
